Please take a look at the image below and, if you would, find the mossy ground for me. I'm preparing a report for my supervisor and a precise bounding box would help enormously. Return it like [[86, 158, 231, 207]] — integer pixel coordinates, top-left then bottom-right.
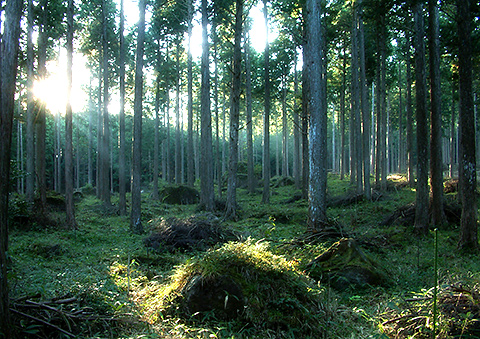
[[8, 174, 480, 338]]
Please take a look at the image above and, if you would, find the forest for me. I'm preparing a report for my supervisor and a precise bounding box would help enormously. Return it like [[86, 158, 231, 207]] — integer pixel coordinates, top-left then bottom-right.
[[0, 0, 479, 337]]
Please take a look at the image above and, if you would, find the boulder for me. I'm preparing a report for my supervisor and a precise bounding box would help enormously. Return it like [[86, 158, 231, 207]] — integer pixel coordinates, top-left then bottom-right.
[[182, 274, 244, 320]]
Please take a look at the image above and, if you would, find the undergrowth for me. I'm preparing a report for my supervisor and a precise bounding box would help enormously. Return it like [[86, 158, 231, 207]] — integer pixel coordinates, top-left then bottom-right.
[[7, 174, 480, 338]]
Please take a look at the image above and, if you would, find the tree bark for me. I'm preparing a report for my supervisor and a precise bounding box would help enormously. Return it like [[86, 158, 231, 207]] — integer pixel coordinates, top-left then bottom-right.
[[65, 0, 77, 229], [457, 0, 478, 251], [0, 0, 22, 334], [414, 1, 430, 234], [245, 32, 256, 194], [428, 0, 445, 226], [305, 0, 327, 228], [226, 0, 243, 219], [175, 37, 182, 184], [293, 51, 301, 188], [406, 33, 415, 187], [118, 0, 127, 214], [36, 0, 48, 213], [186, 0, 194, 187], [26, 0, 35, 204], [131, 0, 146, 234], [352, 1, 363, 194], [199, 0, 215, 211], [262, 0, 271, 204], [153, 43, 161, 200], [358, 0, 370, 199], [101, 0, 111, 206]]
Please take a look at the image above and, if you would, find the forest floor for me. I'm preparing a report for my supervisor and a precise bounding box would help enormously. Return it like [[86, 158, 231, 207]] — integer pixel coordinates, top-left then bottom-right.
[[7, 174, 480, 338]]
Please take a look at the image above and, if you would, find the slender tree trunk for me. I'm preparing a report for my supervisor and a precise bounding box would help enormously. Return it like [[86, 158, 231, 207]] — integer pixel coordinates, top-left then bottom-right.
[[26, 0, 35, 203], [406, 33, 415, 187], [293, 51, 301, 188], [306, 0, 327, 228], [301, 62, 309, 199], [414, 1, 430, 234], [245, 32, 255, 194], [0, 0, 22, 334], [457, 0, 477, 250], [226, 0, 243, 219], [153, 44, 161, 200], [282, 75, 288, 177], [88, 78, 93, 186], [398, 63, 404, 173], [175, 38, 181, 184], [199, 0, 215, 211], [428, 0, 445, 226], [450, 83, 456, 178], [131, 0, 146, 234], [36, 0, 48, 213], [65, 0, 77, 229], [379, 16, 387, 190], [214, 31, 222, 197], [359, 0, 370, 199], [340, 45, 347, 180], [186, 0, 194, 187], [101, 0, 111, 206], [118, 0, 127, 214], [262, 0, 271, 204], [96, 66, 102, 197], [352, 2, 363, 193]]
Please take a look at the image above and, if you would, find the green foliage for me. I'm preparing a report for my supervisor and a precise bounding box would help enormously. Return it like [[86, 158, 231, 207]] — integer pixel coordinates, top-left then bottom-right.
[[8, 176, 480, 338]]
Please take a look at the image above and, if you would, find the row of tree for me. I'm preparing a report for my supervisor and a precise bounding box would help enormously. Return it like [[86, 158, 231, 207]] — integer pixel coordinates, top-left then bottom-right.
[[1, 0, 479, 335]]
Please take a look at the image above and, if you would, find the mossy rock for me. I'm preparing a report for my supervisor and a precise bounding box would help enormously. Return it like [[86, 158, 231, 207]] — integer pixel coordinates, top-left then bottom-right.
[[159, 185, 199, 205], [163, 241, 325, 335], [306, 238, 385, 290], [182, 274, 245, 320]]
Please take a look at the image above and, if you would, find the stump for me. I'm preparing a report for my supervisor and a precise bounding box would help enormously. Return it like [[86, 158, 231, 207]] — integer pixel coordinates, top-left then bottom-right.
[[307, 238, 385, 290]]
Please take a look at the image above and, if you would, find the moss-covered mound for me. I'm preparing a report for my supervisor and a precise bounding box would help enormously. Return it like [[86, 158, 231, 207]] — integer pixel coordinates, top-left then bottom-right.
[[161, 241, 326, 336], [144, 213, 236, 251], [159, 185, 199, 205], [307, 238, 385, 290]]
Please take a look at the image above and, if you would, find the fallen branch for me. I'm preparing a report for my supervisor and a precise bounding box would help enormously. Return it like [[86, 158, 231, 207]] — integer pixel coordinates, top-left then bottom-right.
[[10, 308, 75, 338]]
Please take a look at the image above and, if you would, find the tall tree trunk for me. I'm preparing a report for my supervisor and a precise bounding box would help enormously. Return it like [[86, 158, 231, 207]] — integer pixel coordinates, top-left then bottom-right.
[[186, 0, 194, 187], [225, 0, 243, 219], [414, 1, 430, 234], [65, 0, 77, 229], [301, 62, 309, 199], [306, 0, 327, 228], [262, 0, 271, 204], [340, 44, 347, 180], [118, 0, 127, 214], [0, 0, 22, 334], [131, 0, 146, 234], [175, 38, 182, 184], [88, 78, 93, 186], [352, 1, 363, 194], [101, 0, 111, 206], [153, 44, 161, 200], [245, 32, 255, 194], [96, 65, 102, 197], [450, 83, 456, 178], [406, 33, 415, 187], [214, 31, 222, 197], [359, 0, 370, 199], [398, 63, 404, 173], [293, 51, 301, 188], [199, 0, 215, 211], [457, 0, 477, 250], [379, 14, 387, 190], [282, 75, 288, 177], [428, 0, 445, 226], [26, 0, 35, 204], [36, 0, 48, 213]]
